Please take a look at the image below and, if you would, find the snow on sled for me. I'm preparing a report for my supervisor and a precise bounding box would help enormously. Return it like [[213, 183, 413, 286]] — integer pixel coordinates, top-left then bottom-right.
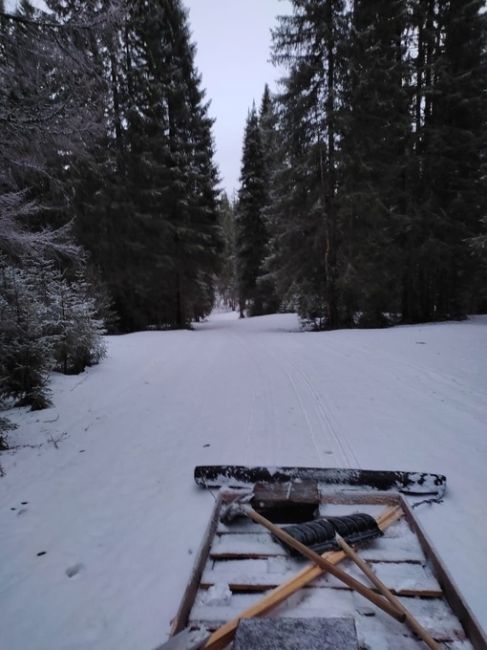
[[194, 465, 447, 497], [166, 468, 486, 649]]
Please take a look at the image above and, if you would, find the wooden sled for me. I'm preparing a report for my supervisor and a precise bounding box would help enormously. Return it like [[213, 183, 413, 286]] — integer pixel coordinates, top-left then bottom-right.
[[171, 480, 486, 649]]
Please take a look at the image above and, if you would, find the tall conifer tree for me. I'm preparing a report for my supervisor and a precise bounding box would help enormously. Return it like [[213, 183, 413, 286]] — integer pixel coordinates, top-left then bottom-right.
[[270, 0, 345, 328], [339, 0, 409, 326], [236, 105, 269, 316], [400, 0, 486, 322], [255, 84, 280, 314]]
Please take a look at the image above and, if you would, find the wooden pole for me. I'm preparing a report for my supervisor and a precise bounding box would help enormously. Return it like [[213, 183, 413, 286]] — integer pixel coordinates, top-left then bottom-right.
[[204, 505, 402, 650], [245, 507, 405, 622], [335, 533, 441, 649]]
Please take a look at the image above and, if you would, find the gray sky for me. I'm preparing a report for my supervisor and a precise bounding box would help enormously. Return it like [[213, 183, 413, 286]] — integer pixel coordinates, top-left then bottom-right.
[[7, 0, 291, 196], [184, 0, 290, 197]]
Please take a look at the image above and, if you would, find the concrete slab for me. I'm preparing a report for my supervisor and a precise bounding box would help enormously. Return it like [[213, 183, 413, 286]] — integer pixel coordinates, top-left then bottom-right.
[[233, 617, 359, 650]]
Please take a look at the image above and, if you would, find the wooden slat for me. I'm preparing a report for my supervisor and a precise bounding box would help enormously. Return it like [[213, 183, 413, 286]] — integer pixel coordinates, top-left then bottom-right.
[[202, 556, 441, 597], [217, 520, 264, 534], [170, 492, 224, 635], [192, 590, 468, 646], [400, 496, 487, 650], [210, 532, 285, 558], [253, 480, 320, 505], [353, 593, 469, 644], [210, 526, 425, 563], [192, 587, 357, 624], [279, 589, 468, 642], [318, 491, 402, 505]]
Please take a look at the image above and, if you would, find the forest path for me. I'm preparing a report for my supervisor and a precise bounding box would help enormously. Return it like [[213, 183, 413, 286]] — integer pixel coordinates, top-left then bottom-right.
[[1, 312, 486, 650]]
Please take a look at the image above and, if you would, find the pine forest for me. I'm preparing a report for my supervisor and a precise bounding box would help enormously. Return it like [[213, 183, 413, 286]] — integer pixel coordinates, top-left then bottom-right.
[[0, 0, 486, 431]]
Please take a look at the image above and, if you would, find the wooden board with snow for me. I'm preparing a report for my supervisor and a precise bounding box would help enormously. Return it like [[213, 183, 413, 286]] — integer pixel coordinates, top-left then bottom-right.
[[171, 487, 487, 649]]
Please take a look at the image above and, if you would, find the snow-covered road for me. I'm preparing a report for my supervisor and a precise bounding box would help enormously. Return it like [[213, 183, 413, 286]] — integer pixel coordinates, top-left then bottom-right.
[[1, 312, 486, 649]]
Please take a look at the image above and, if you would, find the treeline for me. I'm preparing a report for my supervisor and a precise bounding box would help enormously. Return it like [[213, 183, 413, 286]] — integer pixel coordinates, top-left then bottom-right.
[[234, 0, 487, 328], [1, 0, 486, 438], [1, 0, 221, 331], [0, 0, 222, 437]]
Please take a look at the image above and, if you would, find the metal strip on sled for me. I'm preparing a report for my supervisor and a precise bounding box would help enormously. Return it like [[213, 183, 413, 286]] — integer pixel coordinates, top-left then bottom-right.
[[194, 465, 446, 497]]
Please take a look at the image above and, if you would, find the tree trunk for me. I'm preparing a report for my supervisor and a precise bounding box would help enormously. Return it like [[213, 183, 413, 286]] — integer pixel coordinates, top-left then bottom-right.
[[324, 0, 338, 329]]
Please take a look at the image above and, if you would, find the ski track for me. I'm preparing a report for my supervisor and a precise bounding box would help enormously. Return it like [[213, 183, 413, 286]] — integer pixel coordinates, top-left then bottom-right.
[[287, 357, 360, 468], [0, 311, 486, 650], [255, 341, 346, 467], [341, 338, 486, 411], [279, 355, 327, 466]]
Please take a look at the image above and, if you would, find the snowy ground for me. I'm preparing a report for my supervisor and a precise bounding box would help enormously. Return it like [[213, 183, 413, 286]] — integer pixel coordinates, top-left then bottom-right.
[[0, 311, 486, 650]]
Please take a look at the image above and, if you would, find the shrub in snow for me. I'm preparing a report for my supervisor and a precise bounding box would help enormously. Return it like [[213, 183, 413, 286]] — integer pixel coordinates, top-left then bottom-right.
[[0, 260, 53, 410], [0, 416, 16, 450], [295, 287, 328, 331], [0, 255, 106, 412], [50, 272, 106, 375]]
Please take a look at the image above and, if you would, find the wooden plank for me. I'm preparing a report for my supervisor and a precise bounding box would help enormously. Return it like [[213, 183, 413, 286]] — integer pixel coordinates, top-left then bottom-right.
[[202, 505, 403, 650], [170, 492, 224, 635], [202, 556, 441, 597], [192, 589, 468, 646], [192, 587, 357, 624], [400, 496, 487, 650], [210, 532, 285, 558], [253, 480, 320, 504], [217, 519, 263, 534], [272, 589, 467, 643], [353, 593, 469, 644], [359, 561, 440, 597], [318, 491, 402, 506]]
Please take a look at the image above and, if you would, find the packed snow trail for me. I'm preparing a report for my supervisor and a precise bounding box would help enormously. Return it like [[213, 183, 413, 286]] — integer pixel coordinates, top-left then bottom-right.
[[0, 312, 486, 650]]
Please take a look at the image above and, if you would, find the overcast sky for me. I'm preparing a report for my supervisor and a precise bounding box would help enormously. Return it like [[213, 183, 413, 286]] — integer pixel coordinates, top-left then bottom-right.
[[6, 0, 291, 196], [184, 0, 290, 197]]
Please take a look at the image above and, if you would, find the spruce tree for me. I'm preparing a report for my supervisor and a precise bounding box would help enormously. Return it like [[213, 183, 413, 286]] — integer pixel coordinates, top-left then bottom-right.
[[338, 0, 409, 326], [269, 0, 486, 327], [72, 0, 222, 330], [401, 0, 487, 322], [0, 1, 85, 259], [236, 105, 269, 317], [0, 256, 54, 410], [50, 270, 106, 375], [0, 2, 106, 412], [428, 0, 486, 318], [270, 0, 346, 328], [256, 84, 280, 315], [216, 193, 237, 310]]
